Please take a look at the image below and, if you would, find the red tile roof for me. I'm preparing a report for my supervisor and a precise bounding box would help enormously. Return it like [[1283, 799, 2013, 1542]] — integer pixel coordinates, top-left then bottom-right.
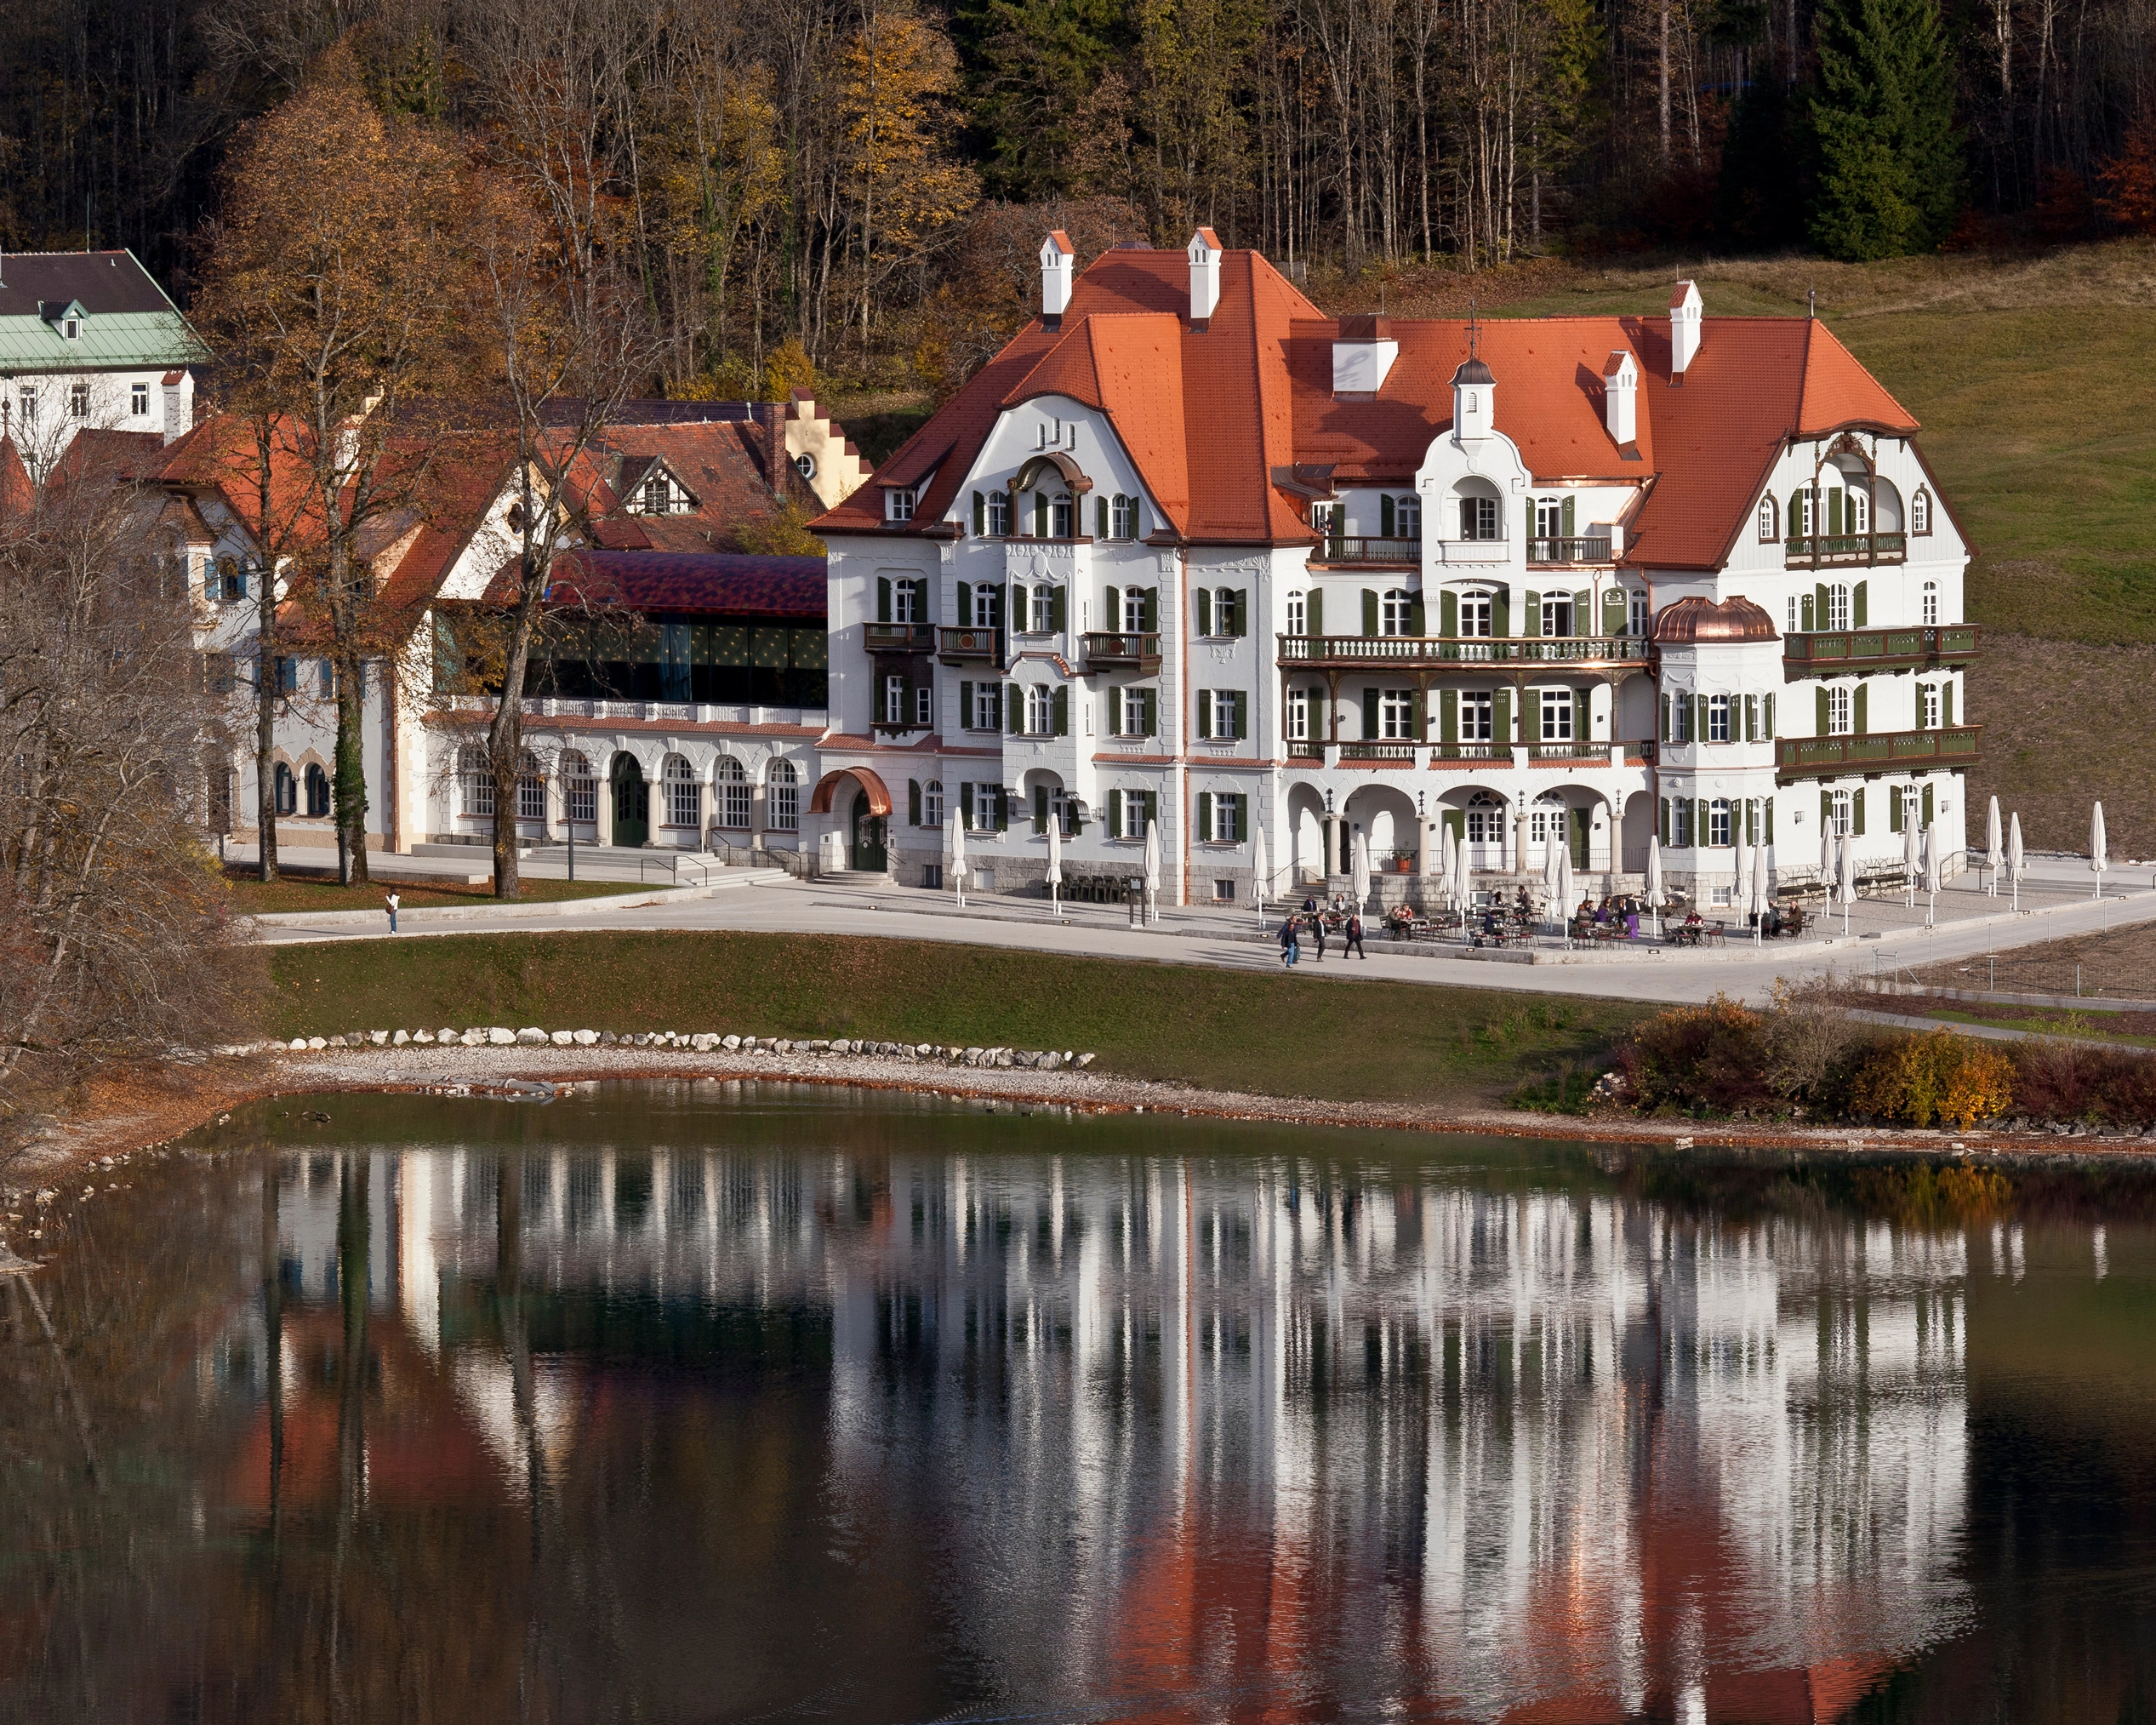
[[816, 246, 1925, 573], [489, 549, 825, 619]]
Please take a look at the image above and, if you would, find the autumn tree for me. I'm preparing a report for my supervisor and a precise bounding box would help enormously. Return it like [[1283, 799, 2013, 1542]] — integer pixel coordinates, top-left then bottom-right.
[[191, 40, 466, 885]]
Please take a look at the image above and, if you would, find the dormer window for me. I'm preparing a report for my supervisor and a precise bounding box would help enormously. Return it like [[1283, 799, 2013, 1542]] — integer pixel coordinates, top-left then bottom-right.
[[1912, 488, 1932, 535], [887, 487, 915, 523], [642, 475, 673, 514], [794, 453, 817, 481], [1757, 495, 1778, 540], [64, 319, 80, 340]]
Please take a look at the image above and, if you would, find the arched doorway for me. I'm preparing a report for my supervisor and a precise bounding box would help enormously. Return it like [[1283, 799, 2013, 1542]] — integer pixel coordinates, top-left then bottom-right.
[[850, 790, 887, 871], [611, 755, 649, 846]]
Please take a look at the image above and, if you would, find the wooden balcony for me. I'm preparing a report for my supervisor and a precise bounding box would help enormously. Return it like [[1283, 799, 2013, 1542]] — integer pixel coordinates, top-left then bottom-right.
[[936, 625, 1003, 666], [1775, 725, 1982, 780], [1308, 535, 1420, 568], [1786, 532, 1908, 568], [1278, 633, 1650, 668], [1080, 631, 1162, 672], [1783, 625, 1978, 676], [1526, 535, 1615, 566], [864, 622, 935, 652]]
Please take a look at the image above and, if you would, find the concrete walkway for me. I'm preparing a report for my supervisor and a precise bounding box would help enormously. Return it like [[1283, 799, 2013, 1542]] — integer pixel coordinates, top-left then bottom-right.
[[250, 856, 2156, 1008]]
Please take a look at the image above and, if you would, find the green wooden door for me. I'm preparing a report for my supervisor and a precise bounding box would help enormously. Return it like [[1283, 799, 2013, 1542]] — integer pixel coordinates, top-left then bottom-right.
[[851, 790, 887, 871], [611, 756, 649, 846]]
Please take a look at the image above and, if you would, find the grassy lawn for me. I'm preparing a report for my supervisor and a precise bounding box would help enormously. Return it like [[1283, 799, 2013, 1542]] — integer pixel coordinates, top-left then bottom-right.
[[263, 930, 1654, 1107], [1901, 1005, 2156, 1047], [231, 873, 661, 915]]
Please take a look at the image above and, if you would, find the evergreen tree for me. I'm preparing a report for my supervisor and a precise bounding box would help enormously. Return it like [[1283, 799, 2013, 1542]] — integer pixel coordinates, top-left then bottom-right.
[[1807, 0, 1965, 259], [1718, 76, 1811, 251]]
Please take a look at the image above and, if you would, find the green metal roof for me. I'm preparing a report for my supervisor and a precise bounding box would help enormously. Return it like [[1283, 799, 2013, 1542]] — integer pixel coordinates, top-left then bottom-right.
[[0, 250, 209, 372]]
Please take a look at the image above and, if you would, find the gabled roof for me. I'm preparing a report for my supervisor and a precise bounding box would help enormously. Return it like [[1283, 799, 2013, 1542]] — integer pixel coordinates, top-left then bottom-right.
[[0, 250, 208, 369]]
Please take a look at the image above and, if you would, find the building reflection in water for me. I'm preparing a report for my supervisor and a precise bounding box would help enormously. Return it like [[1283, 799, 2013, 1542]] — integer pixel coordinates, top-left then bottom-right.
[[224, 1122, 1974, 1722]]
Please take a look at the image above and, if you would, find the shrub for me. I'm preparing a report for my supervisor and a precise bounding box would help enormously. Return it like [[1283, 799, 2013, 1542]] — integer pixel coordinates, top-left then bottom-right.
[[1510, 1064, 1596, 1115], [1618, 996, 1777, 1114], [1850, 1030, 2015, 1129], [2007, 1038, 2156, 1125]]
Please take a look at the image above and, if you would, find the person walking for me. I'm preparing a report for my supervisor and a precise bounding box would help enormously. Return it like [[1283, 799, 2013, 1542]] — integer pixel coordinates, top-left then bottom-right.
[[1279, 916, 1300, 968], [385, 890, 400, 934], [1308, 911, 1326, 962], [1344, 910, 1366, 960]]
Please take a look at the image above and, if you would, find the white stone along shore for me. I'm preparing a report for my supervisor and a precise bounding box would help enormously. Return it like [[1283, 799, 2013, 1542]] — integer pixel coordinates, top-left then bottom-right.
[[242, 1028, 1096, 1071]]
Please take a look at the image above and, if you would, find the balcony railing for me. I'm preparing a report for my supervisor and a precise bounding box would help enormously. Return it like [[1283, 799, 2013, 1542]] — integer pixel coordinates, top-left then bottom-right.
[[1080, 631, 1162, 671], [1277, 633, 1650, 666], [1526, 535, 1615, 566], [1309, 536, 1421, 568], [1776, 725, 1982, 779], [937, 626, 1003, 665], [1527, 740, 1607, 761], [1432, 741, 1504, 762], [864, 621, 935, 651], [1783, 625, 1979, 673], [1786, 532, 1908, 568], [1286, 740, 1322, 760], [1338, 740, 1418, 762]]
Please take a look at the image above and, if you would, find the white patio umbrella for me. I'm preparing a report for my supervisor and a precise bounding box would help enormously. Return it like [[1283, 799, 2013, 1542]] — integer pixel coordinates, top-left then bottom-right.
[[1352, 828, 1372, 914], [2007, 810, 2025, 913], [1045, 807, 1064, 918], [1645, 832, 1665, 940], [1514, 805, 1530, 877], [1249, 821, 1268, 928], [1450, 829, 1470, 939], [1750, 839, 1771, 945], [1923, 820, 1942, 928], [1819, 818, 1835, 897], [1541, 833, 1562, 933], [1731, 823, 1752, 931], [1438, 820, 1458, 911], [948, 797, 968, 909], [1838, 828, 1858, 936], [1556, 846, 1575, 948], [1902, 806, 1922, 909], [1143, 814, 1162, 923], [2091, 802, 2108, 900], [1985, 796, 2004, 896]]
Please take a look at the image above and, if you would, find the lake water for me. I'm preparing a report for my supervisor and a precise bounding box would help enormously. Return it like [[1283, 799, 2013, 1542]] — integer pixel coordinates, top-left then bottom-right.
[[3, 1082, 2153, 1723]]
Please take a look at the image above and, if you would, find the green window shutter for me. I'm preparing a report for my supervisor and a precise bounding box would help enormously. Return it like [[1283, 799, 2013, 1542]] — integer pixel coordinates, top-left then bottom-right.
[[1050, 585, 1067, 633], [1853, 788, 1866, 836], [1800, 593, 1816, 631], [1696, 799, 1708, 845], [1445, 809, 1465, 845], [1854, 683, 1868, 734], [1853, 580, 1868, 627], [995, 787, 1010, 831], [1494, 687, 1512, 744], [1409, 591, 1426, 636], [972, 491, 984, 534], [1602, 588, 1626, 635], [1096, 497, 1108, 539], [1764, 694, 1775, 737], [1232, 690, 1248, 739], [1361, 687, 1379, 739], [1440, 688, 1457, 742], [1827, 488, 1842, 536], [1142, 688, 1157, 735], [1198, 791, 1214, 842], [1765, 801, 1773, 843], [1492, 586, 1510, 637], [1744, 694, 1756, 741], [1560, 494, 1576, 538], [1104, 688, 1120, 737], [1381, 495, 1396, 538], [1195, 587, 1213, 637], [1104, 585, 1121, 631], [960, 782, 974, 829], [1575, 689, 1589, 740], [1573, 589, 1591, 636], [1694, 693, 1708, 742], [877, 577, 892, 623], [1233, 590, 1249, 637], [1923, 783, 1935, 825], [1815, 582, 1829, 625], [1661, 694, 1671, 740], [1820, 788, 1831, 831], [1942, 682, 1954, 727], [1141, 587, 1158, 631], [1012, 582, 1029, 628], [1525, 591, 1542, 637], [1890, 785, 1903, 831], [1440, 590, 1457, 636], [1142, 791, 1158, 834], [959, 679, 973, 725], [909, 779, 921, 825], [956, 580, 972, 625], [1788, 489, 1804, 539], [1034, 493, 1047, 536], [1109, 788, 1123, 836], [1308, 588, 1323, 635], [1361, 588, 1379, 636], [1816, 688, 1830, 736], [1915, 682, 1927, 728], [1053, 685, 1069, 735], [1195, 689, 1212, 740], [1005, 683, 1019, 734], [1035, 785, 1049, 834], [1658, 798, 1670, 843], [1524, 497, 1536, 542]]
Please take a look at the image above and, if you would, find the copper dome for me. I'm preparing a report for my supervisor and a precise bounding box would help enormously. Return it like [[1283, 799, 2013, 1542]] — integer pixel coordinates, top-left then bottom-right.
[[1651, 596, 1780, 645]]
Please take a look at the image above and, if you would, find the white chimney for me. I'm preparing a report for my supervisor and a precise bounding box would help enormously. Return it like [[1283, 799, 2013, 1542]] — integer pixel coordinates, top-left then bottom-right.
[[1040, 231, 1075, 322], [1186, 228, 1221, 324], [1669, 279, 1703, 376], [1602, 349, 1638, 447]]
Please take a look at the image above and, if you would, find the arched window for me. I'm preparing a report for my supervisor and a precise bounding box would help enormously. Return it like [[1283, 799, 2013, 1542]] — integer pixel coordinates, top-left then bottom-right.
[[1110, 494, 1139, 539], [921, 776, 942, 830], [1286, 590, 1308, 635], [304, 763, 331, 818], [1394, 494, 1421, 539], [1826, 583, 1851, 631], [715, 755, 750, 829], [768, 759, 800, 831], [562, 751, 596, 825], [1831, 789, 1852, 837], [1381, 588, 1415, 635], [1922, 580, 1938, 625], [1845, 485, 1870, 534], [1465, 790, 1502, 845], [273, 763, 296, 816], [662, 755, 701, 830], [1757, 494, 1778, 541], [987, 490, 1010, 536], [1912, 488, 1932, 534], [1709, 798, 1732, 847], [459, 745, 493, 818], [1051, 491, 1075, 538], [516, 750, 545, 822]]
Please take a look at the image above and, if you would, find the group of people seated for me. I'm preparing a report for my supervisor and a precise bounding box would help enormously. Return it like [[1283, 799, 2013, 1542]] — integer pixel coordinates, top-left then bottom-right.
[[1571, 893, 1647, 940]]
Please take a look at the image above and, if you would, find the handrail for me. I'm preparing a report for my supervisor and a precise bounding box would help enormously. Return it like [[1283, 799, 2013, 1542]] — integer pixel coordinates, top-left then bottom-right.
[[1338, 740, 1418, 761], [642, 853, 718, 886], [1526, 535, 1616, 565], [1308, 536, 1422, 566], [864, 622, 936, 650], [1785, 532, 1908, 567], [1080, 631, 1162, 662], [1783, 625, 1980, 665], [1776, 725, 1982, 777], [1527, 740, 1607, 760], [1277, 633, 1650, 664], [936, 626, 1004, 660]]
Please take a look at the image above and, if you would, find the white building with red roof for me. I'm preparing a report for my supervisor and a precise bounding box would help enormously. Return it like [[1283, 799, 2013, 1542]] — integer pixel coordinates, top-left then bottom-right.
[[811, 236, 1975, 910]]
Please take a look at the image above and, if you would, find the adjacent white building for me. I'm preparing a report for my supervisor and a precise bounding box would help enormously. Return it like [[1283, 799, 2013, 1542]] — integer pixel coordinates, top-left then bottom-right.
[[810, 237, 1976, 905]]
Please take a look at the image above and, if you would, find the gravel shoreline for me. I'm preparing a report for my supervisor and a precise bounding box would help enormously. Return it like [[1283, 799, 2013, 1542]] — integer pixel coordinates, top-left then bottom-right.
[[14, 1043, 2156, 1181]]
